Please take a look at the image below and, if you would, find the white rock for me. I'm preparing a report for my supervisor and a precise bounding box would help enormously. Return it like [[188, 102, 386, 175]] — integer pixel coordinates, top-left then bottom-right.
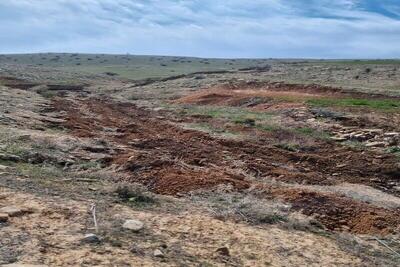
[[122, 219, 144, 232], [384, 132, 399, 137], [0, 206, 23, 217], [153, 249, 164, 258], [365, 141, 386, 148]]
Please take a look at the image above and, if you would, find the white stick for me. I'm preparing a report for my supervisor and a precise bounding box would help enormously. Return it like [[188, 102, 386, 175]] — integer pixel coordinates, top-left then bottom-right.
[[90, 203, 98, 233]]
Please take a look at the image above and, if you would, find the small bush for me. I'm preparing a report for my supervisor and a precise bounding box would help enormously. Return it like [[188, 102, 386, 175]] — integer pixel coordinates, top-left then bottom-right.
[[115, 183, 156, 206], [189, 186, 290, 225]]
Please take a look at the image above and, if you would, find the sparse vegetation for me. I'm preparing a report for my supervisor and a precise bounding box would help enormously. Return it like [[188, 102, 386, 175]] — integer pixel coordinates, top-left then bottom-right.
[[189, 186, 290, 225], [307, 98, 400, 111], [1, 54, 399, 266]]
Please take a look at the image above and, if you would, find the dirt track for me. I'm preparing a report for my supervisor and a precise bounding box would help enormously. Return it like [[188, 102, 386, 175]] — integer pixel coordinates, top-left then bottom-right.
[[51, 96, 400, 235]]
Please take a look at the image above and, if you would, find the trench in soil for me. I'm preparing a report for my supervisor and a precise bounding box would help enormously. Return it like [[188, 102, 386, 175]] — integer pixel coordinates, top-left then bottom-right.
[[49, 92, 400, 235]]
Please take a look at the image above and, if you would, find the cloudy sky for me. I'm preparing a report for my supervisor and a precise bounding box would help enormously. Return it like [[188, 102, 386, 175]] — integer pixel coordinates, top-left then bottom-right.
[[1, 0, 400, 58]]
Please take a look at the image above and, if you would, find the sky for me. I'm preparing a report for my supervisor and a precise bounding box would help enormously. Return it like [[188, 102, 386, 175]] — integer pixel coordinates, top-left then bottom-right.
[[0, 0, 400, 58]]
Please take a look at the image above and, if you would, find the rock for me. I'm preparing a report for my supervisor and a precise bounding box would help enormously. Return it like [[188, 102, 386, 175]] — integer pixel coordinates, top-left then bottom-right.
[[122, 219, 144, 232], [330, 136, 347, 142], [216, 246, 230, 257], [352, 133, 368, 141], [153, 249, 164, 258], [0, 153, 21, 162], [365, 141, 386, 148], [0, 213, 9, 222], [82, 233, 101, 244], [0, 206, 23, 217], [365, 129, 383, 134], [384, 132, 399, 137], [2, 264, 48, 267]]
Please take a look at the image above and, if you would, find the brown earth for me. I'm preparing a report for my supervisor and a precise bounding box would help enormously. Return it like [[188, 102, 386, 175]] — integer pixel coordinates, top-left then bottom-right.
[[50, 97, 400, 235]]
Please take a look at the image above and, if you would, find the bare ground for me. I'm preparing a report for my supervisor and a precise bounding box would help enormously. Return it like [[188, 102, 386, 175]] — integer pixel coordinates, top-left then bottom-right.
[[1, 67, 400, 266]]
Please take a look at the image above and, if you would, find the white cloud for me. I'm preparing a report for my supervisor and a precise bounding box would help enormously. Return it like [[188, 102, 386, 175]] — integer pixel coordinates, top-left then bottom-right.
[[0, 0, 399, 58]]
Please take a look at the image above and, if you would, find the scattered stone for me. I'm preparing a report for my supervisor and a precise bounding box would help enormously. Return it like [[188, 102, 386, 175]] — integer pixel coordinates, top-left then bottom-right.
[[82, 233, 101, 244], [384, 132, 399, 137], [0, 213, 9, 222], [365, 141, 386, 148], [153, 249, 164, 258], [352, 133, 368, 141], [122, 219, 144, 232], [330, 136, 347, 142], [216, 246, 230, 257], [365, 129, 383, 134], [0, 206, 23, 217]]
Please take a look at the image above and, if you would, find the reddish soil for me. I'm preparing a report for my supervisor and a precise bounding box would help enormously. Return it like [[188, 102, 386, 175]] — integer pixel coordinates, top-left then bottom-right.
[[174, 81, 400, 113], [51, 97, 400, 235], [267, 187, 400, 235], [174, 88, 317, 107], [220, 81, 400, 99]]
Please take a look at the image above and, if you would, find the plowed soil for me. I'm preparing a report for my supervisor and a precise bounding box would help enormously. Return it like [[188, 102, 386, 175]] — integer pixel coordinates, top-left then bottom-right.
[[51, 96, 400, 235]]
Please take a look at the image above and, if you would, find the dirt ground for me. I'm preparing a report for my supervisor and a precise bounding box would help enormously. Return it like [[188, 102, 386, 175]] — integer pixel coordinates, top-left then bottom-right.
[[1, 62, 400, 266]]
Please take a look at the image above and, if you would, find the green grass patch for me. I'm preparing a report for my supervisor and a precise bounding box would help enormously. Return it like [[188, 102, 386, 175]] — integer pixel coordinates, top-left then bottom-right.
[[183, 105, 274, 123], [307, 98, 400, 111]]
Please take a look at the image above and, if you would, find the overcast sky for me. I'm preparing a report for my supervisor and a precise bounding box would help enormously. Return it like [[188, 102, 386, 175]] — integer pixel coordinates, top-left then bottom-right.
[[1, 0, 400, 58]]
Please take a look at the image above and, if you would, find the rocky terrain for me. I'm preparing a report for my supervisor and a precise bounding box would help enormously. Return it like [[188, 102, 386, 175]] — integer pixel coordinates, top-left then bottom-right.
[[0, 54, 400, 266]]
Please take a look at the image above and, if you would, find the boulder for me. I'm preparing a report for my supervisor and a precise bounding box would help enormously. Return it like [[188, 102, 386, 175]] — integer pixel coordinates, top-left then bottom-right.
[[122, 219, 144, 232]]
